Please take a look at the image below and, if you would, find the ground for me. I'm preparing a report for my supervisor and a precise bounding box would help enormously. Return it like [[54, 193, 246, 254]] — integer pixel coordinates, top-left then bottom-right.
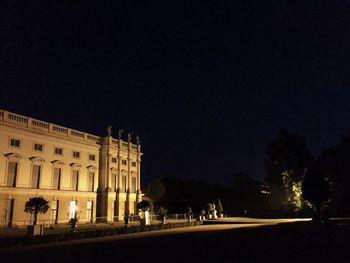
[[1, 218, 350, 262]]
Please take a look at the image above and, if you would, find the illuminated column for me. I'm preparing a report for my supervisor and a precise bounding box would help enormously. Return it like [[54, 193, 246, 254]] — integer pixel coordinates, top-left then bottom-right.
[[137, 158, 141, 192], [137, 144, 142, 192], [117, 139, 122, 191], [127, 157, 131, 191]]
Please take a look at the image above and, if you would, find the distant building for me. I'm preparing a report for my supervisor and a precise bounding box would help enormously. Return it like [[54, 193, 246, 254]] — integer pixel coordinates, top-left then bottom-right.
[[0, 109, 142, 226]]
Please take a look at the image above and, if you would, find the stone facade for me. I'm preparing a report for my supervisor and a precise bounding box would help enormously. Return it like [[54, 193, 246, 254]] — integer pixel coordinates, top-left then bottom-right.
[[0, 109, 142, 226]]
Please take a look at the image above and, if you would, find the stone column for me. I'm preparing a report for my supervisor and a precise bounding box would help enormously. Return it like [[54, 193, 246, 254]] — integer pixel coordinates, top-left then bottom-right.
[[117, 139, 122, 191]]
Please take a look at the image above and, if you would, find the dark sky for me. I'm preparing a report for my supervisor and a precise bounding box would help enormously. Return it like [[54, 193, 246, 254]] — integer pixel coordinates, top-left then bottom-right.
[[2, 1, 350, 185]]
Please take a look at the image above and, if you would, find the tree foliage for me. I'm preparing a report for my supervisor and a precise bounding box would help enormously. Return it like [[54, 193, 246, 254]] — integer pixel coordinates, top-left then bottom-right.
[[146, 179, 166, 209], [316, 136, 350, 214], [302, 170, 332, 220], [137, 200, 151, 212], [265, 129, 314, 185], [24, 197, 49, 225], [282, 170, 303, 211]]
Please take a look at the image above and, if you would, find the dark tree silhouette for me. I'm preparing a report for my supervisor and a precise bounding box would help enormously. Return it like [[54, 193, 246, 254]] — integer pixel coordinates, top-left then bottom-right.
[[24, 197, 49, 225], [265, 129, 314, 185], [231, 172, 260, 194], [302, 170, 332, 221], [316, 136, 350, 214], [146, 178, 166, 208], [137, 200, 151, 211]]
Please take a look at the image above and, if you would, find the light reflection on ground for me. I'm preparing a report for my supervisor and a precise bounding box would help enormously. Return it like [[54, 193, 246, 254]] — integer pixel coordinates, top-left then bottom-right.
[[1, 217, 312, 252]]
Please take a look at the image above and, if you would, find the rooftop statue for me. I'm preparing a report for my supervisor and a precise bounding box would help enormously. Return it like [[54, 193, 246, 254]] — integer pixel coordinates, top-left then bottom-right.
[[107, 125, 112, 136], [118, 129, 124, 139], [136, 134, 141, 145]]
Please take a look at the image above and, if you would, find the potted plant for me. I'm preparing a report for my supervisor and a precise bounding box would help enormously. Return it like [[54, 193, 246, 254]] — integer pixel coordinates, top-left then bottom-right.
[[24, 197, 49, 236]]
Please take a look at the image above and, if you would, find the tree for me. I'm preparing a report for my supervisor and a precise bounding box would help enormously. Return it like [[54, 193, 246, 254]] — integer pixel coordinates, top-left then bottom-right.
[[137, 200, 151, 212], [264, 129, 313, 212], [24, 197, 49, 225], [231, 172, 261, 195], [302, 170, 332, 221], [282, 170, 304, 212], [316, 136, 350, 214], [265, 129, 314, 185], [146, 179, 166, 208]]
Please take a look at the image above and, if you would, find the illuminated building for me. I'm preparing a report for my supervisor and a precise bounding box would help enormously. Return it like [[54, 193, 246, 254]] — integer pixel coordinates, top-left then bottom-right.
[[0, 109, 142, 226]]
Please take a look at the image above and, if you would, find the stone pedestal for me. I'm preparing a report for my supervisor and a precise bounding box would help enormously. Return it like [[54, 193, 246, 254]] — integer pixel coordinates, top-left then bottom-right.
[[27, 225, 43, 236]]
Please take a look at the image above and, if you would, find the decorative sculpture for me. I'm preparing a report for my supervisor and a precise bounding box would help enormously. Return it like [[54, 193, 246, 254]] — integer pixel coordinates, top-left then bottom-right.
[[136, 134, 141, 144], [107, 125, 112, 136], [118, 129, 124, 139]]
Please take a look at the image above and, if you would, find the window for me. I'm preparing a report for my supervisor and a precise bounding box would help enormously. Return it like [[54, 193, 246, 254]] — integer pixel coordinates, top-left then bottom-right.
[[88, 172, 94, 192], [122, 175, 127, 192], [53, 168, 61, 190], [33, 143, 43, 152], [5, 199, 14, 227], [54, 147, 63, 156], [132, 161, 137, 167], [87, 201, 93, 223], [10, 138, 21, 148], [111, 173, 117, 191], [122, 159, 127, 165], [50, 200, 59, 224], [69, 200, 77, 219], [71, 170, 79, 191], [73, 151, 80, 158], [7, 162, 18, 187], [31, 165, 41, 189], [111, 157, 117, 163], [132, 176, 137, 193], [89, 154, 95, 161]]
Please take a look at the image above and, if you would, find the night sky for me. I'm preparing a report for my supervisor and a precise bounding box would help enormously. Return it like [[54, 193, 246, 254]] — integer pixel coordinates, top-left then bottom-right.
[[2, 1, 350, 185]]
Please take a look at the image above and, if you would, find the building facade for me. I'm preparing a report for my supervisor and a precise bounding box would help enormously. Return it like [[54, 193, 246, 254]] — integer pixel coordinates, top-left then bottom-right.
[[0, 109, 142, 226]]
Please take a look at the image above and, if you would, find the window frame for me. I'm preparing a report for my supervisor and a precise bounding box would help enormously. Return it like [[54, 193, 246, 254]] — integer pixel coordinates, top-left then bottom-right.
[[6, 161, 19, 187], [54, 147, 64, 156], [52, 167, 61, 190], [9, 138, 21, 148], [88, 154, 96, 161], [72, 151, 80, 159], [30, 164, 42, 189], [33, 143, 44, 152]]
